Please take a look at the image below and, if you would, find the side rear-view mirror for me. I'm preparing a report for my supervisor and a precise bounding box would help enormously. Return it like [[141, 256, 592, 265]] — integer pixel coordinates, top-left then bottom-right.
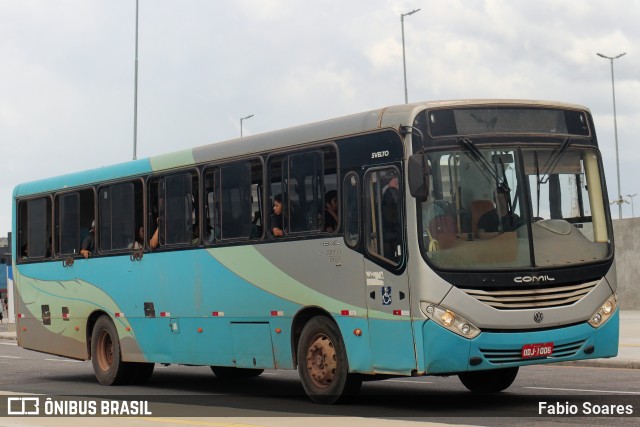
[[408, 153, 430, 202]]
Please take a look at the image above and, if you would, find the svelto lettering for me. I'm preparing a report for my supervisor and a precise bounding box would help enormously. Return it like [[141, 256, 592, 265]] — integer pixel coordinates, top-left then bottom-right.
[[371, 150, 390, 159]]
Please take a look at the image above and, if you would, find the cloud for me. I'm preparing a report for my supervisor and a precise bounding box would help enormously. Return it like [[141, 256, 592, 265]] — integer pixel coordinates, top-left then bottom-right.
[[1, 0, 640, 236]]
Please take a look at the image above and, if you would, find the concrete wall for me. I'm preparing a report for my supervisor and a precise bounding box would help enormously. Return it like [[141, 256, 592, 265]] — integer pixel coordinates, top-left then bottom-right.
[[613, 218, 639, 310]]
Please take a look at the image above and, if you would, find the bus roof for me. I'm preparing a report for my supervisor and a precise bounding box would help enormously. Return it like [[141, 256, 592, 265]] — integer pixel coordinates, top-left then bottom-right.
[[13, 99, 589, 198]]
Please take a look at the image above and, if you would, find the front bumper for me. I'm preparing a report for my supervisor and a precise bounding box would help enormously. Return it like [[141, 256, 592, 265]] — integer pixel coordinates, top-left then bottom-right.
[[420, 308, 620, 374]]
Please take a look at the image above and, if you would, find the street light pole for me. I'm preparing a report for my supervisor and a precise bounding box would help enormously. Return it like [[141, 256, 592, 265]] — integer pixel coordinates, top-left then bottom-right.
[[133, 0, 139, 160], [627, 194, 637, 217], [401, 8, 420, 104], [240, 114, 254, 138], [597, 52, 626, 219]]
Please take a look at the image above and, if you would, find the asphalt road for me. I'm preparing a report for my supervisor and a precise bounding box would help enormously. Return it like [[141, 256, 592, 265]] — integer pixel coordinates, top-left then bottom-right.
[[1, 341, 639, 426]]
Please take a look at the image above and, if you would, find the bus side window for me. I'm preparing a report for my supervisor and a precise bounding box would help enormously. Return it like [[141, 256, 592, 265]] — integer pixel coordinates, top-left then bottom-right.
[[165, 172, 196, 245], [287, 151, 324, 233], [364, 167, 403, 265], [18, 197, 52, 261], [343, 172, 360, 247], [219, 162, 252, 240], [99, 181, 143, 251], [149, 172, 197, 248], [268, 157, 285, 238], [55, 189, 95, 257], [203, 169, 219, 244]]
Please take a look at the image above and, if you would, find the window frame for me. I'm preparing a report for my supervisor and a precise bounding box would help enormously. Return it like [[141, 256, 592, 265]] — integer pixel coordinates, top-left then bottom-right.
[[342, 171, 361, 248], [363, 165, 404, 267], [97, 178, 145, 253], [54, 187, 96, 258], [147, 169, 200, 250], [17, 196, 53, 263]]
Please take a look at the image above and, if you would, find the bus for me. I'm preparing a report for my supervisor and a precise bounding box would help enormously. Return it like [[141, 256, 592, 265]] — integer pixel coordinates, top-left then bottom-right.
[[12, 100, 618, 404]]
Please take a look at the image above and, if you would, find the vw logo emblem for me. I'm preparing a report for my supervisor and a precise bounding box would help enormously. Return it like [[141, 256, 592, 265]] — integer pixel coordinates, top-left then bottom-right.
[[533, 312, 544, 323]]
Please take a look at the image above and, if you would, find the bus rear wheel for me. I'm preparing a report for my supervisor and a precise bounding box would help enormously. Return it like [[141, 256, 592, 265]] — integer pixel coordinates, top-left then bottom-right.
[[458, 367, 519, 393], [91, 315, 130, 385], [297, 316, 361, 404]]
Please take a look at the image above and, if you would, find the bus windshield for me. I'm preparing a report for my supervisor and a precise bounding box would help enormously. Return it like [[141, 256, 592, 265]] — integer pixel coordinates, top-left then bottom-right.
[[419, 145, 611, 270]]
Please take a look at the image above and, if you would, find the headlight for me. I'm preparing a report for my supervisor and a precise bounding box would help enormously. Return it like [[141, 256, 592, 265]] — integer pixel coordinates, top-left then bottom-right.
[[420, 302, 480, 338], [588, 294, 617, 328]]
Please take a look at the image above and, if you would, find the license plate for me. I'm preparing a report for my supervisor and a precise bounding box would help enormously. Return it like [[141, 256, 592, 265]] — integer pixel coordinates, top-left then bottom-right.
[[521, 342, 554, 358]]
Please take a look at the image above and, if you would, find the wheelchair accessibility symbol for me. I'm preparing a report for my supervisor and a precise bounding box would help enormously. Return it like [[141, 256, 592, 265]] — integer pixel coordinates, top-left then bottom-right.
[[381, 286, 392, 306]]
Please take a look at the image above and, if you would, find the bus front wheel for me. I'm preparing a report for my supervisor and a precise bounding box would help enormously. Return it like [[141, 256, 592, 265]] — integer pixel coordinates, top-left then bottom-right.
[[458, 367, 519, 393], [297, 316, 361, 404], [91, 315, 130, 385]]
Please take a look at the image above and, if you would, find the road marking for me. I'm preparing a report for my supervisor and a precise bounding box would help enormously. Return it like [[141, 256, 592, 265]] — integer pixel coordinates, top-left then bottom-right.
[[0, 355, 20, 359], [44, 358, 84, 363], [385, 379, 434, 384], [525, 386, 640, 395]]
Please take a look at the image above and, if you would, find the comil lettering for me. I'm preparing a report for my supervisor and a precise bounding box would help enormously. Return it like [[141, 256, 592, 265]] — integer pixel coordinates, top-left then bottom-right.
[[514, 275, 555, 283]]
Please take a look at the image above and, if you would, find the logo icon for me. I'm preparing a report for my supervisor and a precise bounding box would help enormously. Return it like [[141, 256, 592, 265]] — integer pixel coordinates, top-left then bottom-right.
[[7, 397, 40, 415], [533, 312, 544, 323]]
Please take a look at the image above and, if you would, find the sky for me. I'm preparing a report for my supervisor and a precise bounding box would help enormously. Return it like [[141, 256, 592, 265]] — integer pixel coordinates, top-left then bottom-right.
[[1, 0, 639, 238]]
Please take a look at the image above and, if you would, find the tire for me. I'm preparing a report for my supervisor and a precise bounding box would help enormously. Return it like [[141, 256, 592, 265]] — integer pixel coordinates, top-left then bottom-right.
[[91, 316, 131, 385], [210, 366, 264, 379], [458, 367, 519, 393], [297, 316, 362, 404]]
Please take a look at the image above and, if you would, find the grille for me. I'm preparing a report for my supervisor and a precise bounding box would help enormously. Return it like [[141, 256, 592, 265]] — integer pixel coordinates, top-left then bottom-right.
[[461, 280, 599, 310], [480, 340, 585, 364]]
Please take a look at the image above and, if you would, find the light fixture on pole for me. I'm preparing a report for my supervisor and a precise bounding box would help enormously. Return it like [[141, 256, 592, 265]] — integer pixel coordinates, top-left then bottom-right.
[[401, 8, 420, 104], [597, 52, 626, 219], [627, 193, 637, 217], [240, 114, 254, 138], [133, 0, 139, 160]]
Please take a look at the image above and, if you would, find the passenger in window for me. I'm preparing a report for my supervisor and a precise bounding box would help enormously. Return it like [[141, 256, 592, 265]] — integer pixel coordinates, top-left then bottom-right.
[[271, 194, 287, 237], [324, 190, 338, 232], [150, 218, 161, 249], [478, 188, 521, 238], [80, 221, 96, 258], [149, 196, 164, 249], [128, 226, 144, 250]]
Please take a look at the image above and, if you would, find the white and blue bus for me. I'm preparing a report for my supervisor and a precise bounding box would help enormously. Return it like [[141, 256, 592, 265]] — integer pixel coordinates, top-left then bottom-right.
[[12, 100, 618, 403]]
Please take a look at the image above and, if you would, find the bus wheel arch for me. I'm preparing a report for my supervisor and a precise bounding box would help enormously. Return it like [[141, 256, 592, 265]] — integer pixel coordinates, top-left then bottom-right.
[[86, 310, 109, 359], [291, 306, 333, 368]]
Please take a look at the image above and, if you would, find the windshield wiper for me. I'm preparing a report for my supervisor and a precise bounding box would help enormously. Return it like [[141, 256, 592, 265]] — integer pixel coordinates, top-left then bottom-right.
[[538, 137, 572, 185], [457, 137, 510, 193], [535, 136, 572, 218]]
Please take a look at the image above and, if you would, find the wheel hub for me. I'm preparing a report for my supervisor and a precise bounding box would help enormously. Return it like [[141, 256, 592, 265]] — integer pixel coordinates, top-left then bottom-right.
[[305, 334, 337, 388]]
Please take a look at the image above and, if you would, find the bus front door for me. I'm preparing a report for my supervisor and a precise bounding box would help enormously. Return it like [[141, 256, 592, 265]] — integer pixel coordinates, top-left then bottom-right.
[[363, 166, 416, 374]]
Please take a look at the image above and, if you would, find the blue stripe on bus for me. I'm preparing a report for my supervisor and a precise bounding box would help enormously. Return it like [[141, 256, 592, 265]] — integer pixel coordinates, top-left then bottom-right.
[[14, 158, 153, 197]]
